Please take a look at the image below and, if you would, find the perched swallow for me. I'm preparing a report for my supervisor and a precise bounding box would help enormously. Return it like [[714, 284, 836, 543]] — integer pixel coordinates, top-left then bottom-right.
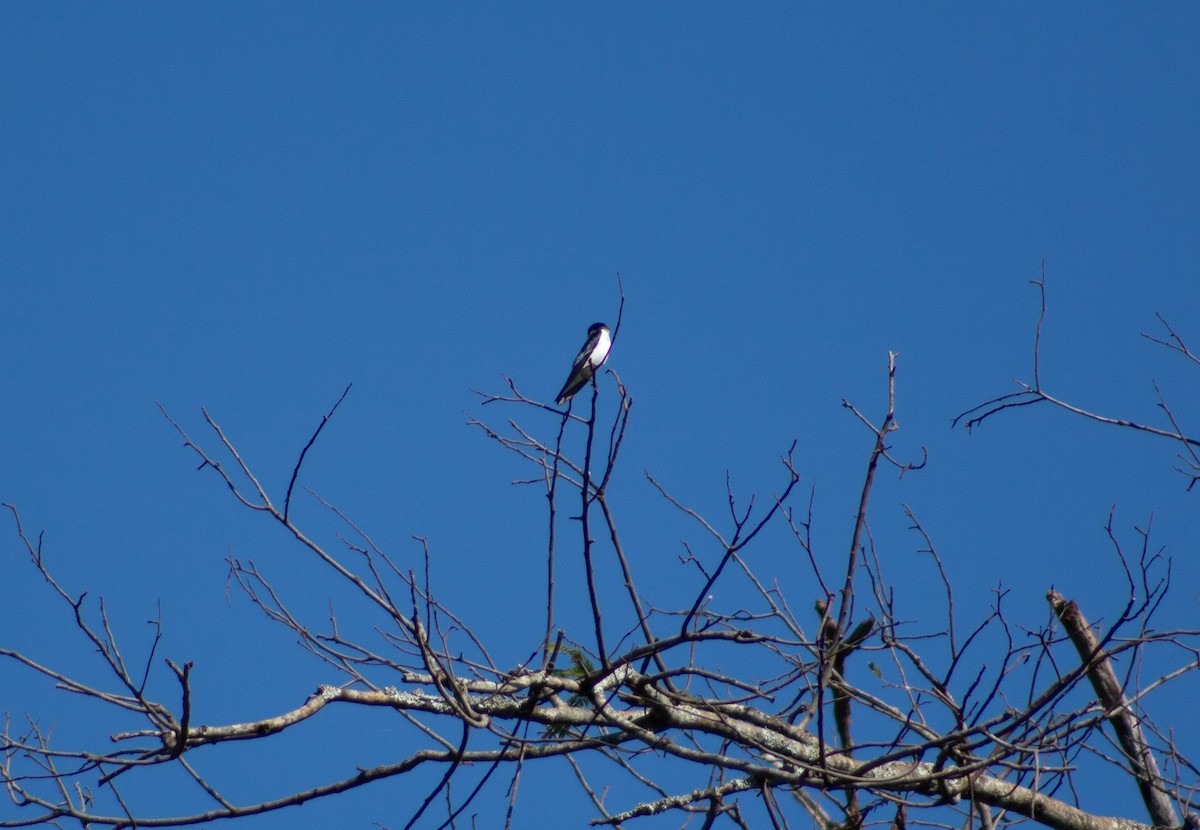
[[556, 323, 612, 405]]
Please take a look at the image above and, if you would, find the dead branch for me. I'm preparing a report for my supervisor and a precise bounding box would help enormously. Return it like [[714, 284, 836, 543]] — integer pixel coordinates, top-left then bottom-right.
[[953, 276, 1200, 488], [1048, 591, 1178, 828]]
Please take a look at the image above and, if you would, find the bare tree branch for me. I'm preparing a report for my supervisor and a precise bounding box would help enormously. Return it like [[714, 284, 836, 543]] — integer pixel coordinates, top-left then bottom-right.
[[5, 286, 1198, 829], [1048, 591, 1178, 828]]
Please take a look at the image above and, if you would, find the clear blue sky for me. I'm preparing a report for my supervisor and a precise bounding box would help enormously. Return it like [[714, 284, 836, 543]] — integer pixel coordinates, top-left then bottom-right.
[[2, 5, 1198, 827]]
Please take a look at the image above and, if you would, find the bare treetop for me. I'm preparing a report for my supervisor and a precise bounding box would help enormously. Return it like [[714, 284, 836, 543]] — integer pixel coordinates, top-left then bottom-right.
[[3, 282, 1198, 829]]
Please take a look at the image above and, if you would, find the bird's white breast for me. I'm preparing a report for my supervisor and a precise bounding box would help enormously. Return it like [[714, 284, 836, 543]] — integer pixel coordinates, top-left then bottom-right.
[[589, 327, 612, 368]]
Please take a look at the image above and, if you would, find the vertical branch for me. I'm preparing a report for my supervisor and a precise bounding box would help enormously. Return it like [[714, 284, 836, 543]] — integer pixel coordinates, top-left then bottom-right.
[[543, 410, 569, 666], [823, 352, 903, 826], [591, 381, 669, 676], [580, 377, 608, 666], [837, 352, 899, 636], [1031, 262, 1046, 391]]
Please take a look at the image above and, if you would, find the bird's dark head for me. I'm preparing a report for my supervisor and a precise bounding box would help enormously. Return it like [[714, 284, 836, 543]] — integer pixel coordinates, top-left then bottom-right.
[[588, 322, 609, 335]]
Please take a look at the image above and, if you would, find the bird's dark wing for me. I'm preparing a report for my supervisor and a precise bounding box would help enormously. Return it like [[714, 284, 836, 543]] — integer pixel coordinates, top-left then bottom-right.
[[571, 330, 601, 368], [556, 369, 590, 405], [556, 333, 597, 404]]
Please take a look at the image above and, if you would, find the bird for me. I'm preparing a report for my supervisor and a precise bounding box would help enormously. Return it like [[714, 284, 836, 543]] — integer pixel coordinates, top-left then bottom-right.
[[556, 322, 612, 405]]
